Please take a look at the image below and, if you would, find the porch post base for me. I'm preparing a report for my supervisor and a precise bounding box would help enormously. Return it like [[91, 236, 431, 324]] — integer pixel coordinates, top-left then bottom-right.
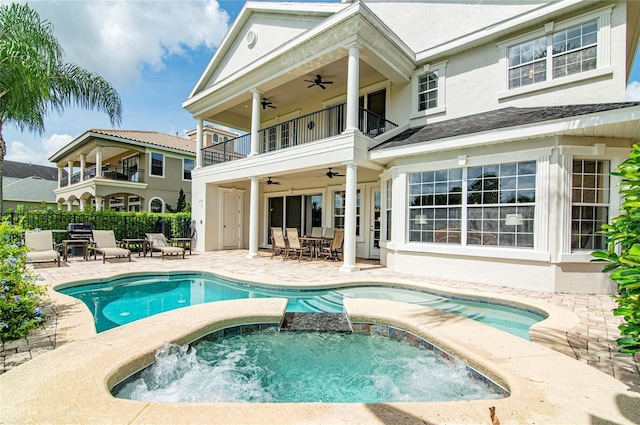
[[339, 264, 360, 273], [246, 252, 260, 259]]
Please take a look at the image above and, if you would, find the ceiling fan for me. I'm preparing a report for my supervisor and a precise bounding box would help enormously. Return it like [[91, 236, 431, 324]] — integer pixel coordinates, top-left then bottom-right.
[[265, 177, 281, 185], [326, 168, 344, 178], [261, 98, 275, 109], [305, 75, 333, 90]]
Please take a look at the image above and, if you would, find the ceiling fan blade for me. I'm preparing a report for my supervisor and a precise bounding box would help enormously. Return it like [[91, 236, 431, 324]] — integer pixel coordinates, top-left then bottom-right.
[[319, 84, 326, 89]]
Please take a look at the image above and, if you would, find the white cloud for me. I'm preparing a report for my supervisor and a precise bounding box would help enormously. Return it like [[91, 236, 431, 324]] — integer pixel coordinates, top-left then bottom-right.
[[5, 134, 73, 166], [627, 81, 640, 101], [25, 1, 229, 85]]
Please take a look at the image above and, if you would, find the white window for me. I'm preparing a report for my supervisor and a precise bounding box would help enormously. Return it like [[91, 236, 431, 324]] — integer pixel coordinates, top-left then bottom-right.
[[408, 160, 536, 248], [411, 61, 447, 118], [571, 159, 609, 251], [385, 179, 392, 241], [150, 197, 164, 213], [183, 158, 195, 180], [333, 190, 361, 237], [150, 152, 164, 177], [500, 7, 611, 94]]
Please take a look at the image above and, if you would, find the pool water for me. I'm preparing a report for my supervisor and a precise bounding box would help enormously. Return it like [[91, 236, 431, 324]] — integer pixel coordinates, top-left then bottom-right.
[[114, 332, 505, 403], [59, 273, 544, 339]]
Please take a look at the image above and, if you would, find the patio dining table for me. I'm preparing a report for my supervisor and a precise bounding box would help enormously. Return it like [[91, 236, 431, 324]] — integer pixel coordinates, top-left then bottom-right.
[[299, 236, 332, 260]]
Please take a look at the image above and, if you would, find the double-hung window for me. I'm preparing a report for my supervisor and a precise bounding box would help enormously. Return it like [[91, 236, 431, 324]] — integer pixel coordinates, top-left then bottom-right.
[[334, 190, 361, 237], [412, 61, 447, 117], [571, 159, 609, 251], [418, 71, 438, 111], [150, 152, 164, 177], [408, 160, 536, 247], [501, 7, 611, 93], [385, 179, 392, 241]]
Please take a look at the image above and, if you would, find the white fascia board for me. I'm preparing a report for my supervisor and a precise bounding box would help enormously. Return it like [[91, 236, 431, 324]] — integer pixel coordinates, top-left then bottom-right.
[[48, 130, 94, 162], [184, 2, 414, 111], [187, 2, 348, 100], [370, 105, 640, 161], [414, 0, 596, 63]]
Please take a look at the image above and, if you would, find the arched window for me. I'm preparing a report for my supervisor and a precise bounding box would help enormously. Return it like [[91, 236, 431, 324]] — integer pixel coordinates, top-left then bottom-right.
[[149, 197, 164, 213], [213, 134, 219, 143]]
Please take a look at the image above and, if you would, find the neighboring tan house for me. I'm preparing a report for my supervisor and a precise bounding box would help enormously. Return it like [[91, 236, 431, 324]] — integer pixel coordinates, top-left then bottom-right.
[[2, 160, 62, 211], [48, 127, 236, 212], [183, 0, 640, 294]]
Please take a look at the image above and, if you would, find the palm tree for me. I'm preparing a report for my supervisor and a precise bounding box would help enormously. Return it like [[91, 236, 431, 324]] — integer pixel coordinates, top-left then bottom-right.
[[0, 3, 122, 212]]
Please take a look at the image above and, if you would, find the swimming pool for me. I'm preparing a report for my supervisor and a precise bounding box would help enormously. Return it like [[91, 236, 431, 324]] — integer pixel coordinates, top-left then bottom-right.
[[58, 272, 545, 339]]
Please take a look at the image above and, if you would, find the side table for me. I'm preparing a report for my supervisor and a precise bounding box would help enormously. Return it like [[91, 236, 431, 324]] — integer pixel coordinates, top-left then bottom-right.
[[62, 239, 89, 262], [121, 238, 149, 256]]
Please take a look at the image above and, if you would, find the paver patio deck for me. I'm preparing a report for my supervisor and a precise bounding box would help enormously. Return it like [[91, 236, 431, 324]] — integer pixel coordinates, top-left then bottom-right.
[[1, 249, 638, 390]]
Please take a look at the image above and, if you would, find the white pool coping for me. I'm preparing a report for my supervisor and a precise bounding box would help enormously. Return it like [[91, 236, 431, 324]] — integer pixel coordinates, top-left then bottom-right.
[[2, 292, 639, 424]]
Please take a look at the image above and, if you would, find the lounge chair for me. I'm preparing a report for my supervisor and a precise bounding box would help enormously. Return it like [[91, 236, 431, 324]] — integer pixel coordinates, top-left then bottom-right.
[[145, 233, 185, 260], [92, 230, 131, 263], [24, 230, 60, 267], [270, 227, 287, 260], [320, 228, 344, 261]]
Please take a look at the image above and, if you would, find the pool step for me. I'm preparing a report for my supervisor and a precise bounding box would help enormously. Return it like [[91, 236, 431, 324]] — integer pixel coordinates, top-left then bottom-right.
[[280, 313, 352, 332]]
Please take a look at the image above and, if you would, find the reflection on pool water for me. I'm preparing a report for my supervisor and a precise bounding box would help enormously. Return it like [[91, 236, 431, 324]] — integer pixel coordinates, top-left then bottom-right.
[[114, 331, 506, 403], [59, 272, 544, 339]]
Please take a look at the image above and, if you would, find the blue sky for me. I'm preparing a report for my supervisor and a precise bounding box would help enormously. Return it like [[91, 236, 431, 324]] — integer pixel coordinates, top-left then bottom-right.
[[3, 0, 640, 166]]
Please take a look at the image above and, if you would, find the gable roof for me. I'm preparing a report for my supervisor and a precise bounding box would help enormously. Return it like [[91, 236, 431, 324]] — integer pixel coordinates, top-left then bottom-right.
[[372, 102, 640, 152], [89, 129, 196, 153], [2, 160, 60, 180]]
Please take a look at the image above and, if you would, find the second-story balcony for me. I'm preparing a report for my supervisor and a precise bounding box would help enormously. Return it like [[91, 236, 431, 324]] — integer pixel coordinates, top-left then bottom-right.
[[60, 165, 145, 188], [202, 103, 397, 167]]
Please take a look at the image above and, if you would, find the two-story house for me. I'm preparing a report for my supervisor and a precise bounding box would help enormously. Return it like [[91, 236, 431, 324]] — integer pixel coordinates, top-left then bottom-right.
[[49, 126, 237, 212], [183, 0, 640, 294]]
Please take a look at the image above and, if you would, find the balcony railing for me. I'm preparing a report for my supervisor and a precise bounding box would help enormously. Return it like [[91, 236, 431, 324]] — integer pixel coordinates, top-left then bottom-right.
[[59, 165, 145, 187], [201, 103, 397, 166]]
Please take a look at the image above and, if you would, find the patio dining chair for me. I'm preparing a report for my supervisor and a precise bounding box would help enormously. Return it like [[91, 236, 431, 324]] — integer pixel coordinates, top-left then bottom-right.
[[24, 230, 61, 267], [92, 230, 131, 263], [320, 228, 344, 261], [270, 227, 288, 260], [285, 228, 311, 261], [145, 233, 185, 260], [310, 227, 323, 238]]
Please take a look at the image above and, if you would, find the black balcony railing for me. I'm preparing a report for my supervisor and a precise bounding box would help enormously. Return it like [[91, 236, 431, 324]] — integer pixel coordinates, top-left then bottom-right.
[[201, 103, 397, 166], [59, 165, 145, 187]]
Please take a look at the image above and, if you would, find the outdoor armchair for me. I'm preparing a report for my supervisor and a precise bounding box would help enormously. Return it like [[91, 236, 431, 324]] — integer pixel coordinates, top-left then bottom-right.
[[24, 230, 60, 267], [270, 227, 287, 260], [320, 228, 344, 261], [92, 230, 131, 263], [145, 233, 185, 260]]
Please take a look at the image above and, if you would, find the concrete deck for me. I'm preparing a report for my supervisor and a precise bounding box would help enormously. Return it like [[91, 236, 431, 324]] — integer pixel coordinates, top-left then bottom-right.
[[1, 250, 639, 424]]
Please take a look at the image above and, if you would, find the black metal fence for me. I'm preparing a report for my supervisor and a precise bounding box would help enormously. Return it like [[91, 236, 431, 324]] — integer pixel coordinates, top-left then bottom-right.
[[1, 211, 192, 244]]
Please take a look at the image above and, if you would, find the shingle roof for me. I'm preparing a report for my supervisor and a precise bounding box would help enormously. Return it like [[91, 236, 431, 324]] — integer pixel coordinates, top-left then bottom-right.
[[372, 102, 640, 151], [89, 129, 196, 154], [3, 176, 58, 203], [2, 160, 60, 180]]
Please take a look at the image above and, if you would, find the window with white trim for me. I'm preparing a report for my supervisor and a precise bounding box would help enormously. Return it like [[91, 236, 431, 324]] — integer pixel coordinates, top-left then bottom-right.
[[150, 152, 164, 177], [333, 190, 361, 237], [408, 160, 536, 247], [183, 158, 194, 180], [385, 179, 392, 241], [502, 6, 612, 93], [150, 197, 164, 213], [418, 71, 438, 111], [571, 159, 609, 251]]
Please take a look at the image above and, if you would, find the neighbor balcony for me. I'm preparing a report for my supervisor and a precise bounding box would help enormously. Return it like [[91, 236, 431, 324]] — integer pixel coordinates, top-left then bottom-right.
[[202, 103, 397, 166], [60, 165, 145, 187]]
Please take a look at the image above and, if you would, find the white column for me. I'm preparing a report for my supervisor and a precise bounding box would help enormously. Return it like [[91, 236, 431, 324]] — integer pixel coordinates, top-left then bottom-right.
[[94, 196, 103, 212], [67, 160, 74, 183], [66, 200, 72, 211], [340, 162, 359, 272], [95, 146, 103, 177], [345, 44, 360, 132], [79, 199, 86, 210], [195, 118, 203, 169], [246, 176, 260, 258], [57, 167, 63, 188], [250, 89, 262, 156], [79, 155, 86, 181]]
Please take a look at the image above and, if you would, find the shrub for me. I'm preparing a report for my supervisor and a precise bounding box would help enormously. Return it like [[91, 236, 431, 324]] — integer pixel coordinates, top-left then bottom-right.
[[0, 220, 47, 341], [592, 144, 640, 355]]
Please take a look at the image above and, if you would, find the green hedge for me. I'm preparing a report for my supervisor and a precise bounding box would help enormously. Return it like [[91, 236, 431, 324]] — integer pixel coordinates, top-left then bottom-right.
[[0, 210, 192, 244]]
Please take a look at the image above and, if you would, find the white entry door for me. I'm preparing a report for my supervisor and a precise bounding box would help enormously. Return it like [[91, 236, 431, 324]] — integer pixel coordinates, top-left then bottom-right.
[[222, 191, 242, 249], [369, 187, 380, 259]]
